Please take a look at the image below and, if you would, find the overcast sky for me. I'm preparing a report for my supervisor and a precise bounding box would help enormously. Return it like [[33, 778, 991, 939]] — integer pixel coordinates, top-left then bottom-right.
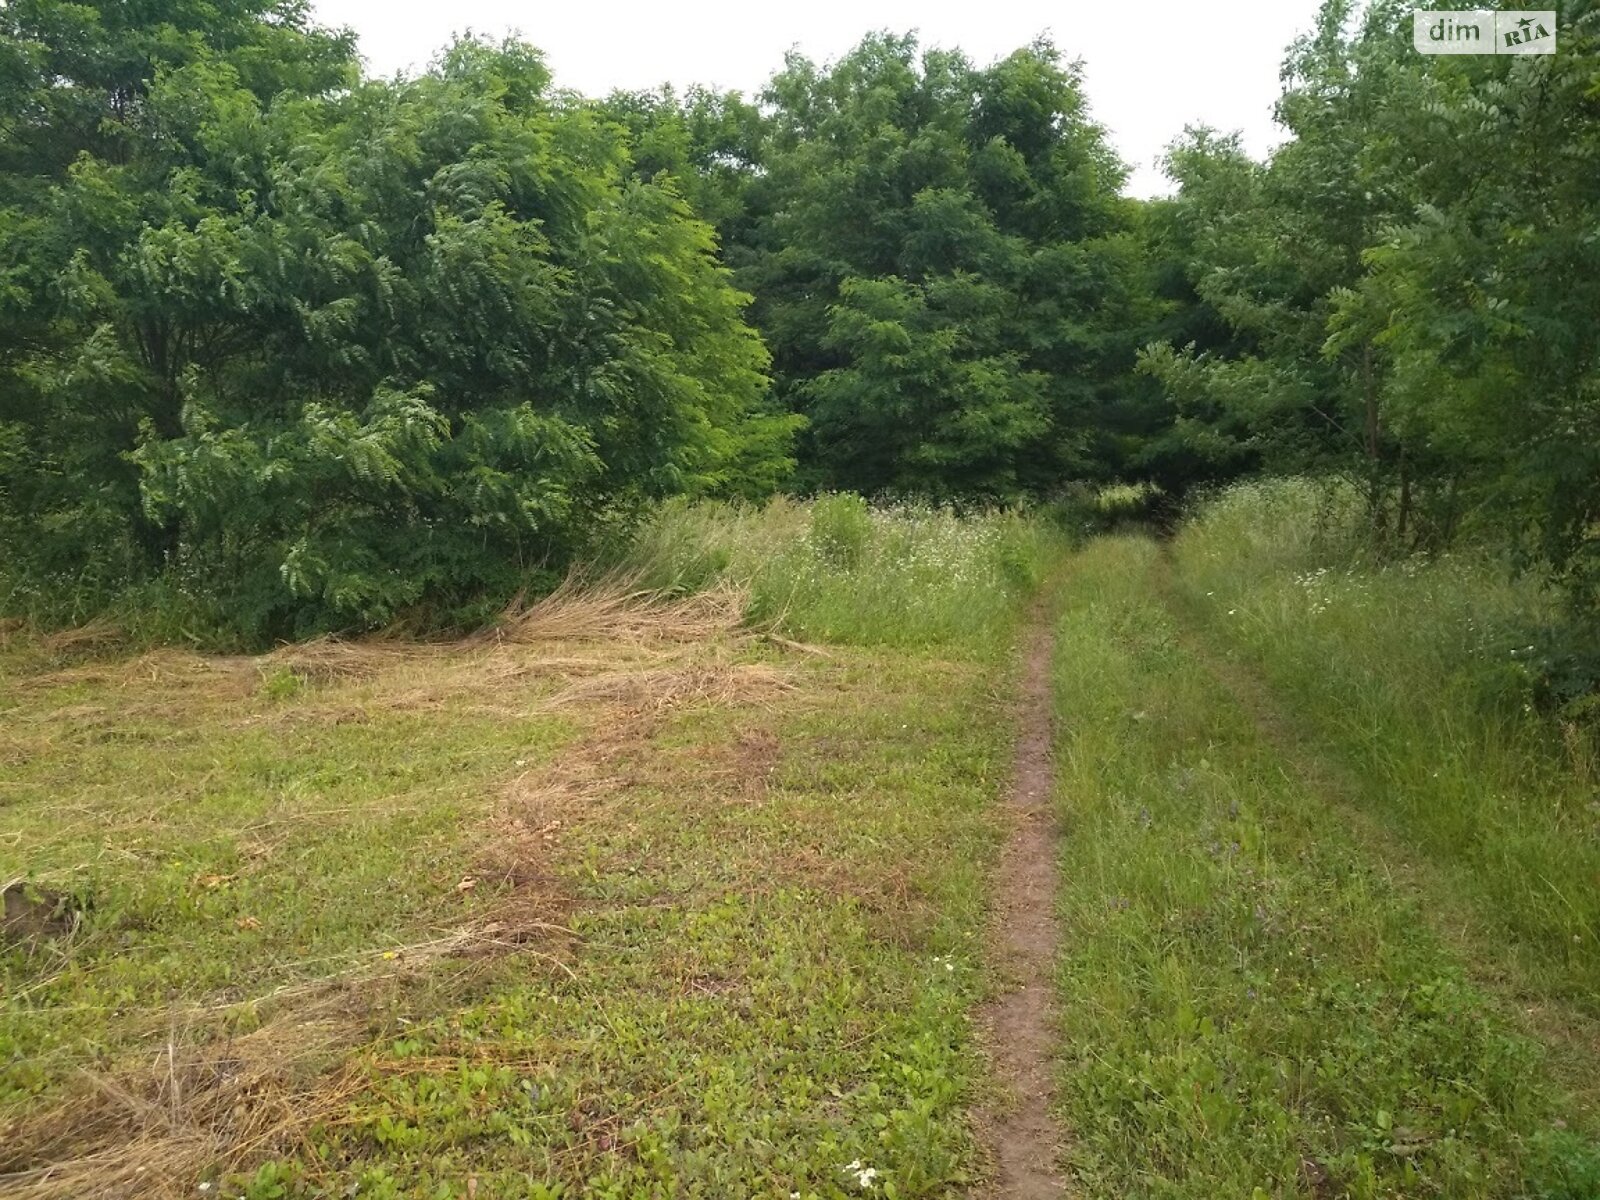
[[309, 0, 1328, 198]]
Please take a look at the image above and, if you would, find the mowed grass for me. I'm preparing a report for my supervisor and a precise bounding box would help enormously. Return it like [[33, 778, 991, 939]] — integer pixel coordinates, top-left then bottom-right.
[[1169, 480, 1600, 1013], [1, 497, 1057, 1199], [0, 640, 580, 1104], [275, 648, 1013, 1200], [1049, 535, 1600, 1198]]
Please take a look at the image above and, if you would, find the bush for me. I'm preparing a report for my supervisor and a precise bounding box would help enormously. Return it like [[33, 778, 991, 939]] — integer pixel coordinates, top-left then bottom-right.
[[0, 17, 795, 647]]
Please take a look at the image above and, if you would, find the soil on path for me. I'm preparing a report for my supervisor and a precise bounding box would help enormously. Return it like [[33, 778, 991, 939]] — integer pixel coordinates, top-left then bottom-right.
[[976, 606, 1067, 1198]]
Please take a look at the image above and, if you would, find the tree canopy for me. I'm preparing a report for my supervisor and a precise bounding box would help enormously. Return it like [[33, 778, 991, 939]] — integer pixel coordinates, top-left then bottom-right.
[[1141, 0, 1600, 609], [4, 1, 1599, 637], [736, 35, 1151, 499], [0, 2, 792, 641]]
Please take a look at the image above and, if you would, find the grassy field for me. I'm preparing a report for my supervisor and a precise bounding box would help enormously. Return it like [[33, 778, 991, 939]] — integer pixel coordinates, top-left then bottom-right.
[[1170, 482, 1600, 1025], [1049, 533, 1600, 1197], [6, 485, 1600, 1198], [0, 500, 1059, 1198]]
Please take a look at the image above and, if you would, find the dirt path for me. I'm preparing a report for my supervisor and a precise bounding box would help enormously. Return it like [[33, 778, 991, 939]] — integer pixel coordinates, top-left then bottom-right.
[[976, 606, 1067, 1198]]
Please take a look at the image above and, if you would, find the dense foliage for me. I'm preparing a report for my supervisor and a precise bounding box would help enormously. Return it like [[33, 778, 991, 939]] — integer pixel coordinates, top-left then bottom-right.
[[604, 36, 1156, 499], [1143, 0, 1600, 613], [0, 1, 792, 641], [3, 1, 1599, 640], [742, 37, 1153, 498]]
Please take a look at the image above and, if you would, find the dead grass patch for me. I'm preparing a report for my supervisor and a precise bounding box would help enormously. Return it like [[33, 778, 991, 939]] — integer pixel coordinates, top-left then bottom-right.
[[0, 899, 574, 1200], [34, 619, 128, 660], [540, 661, 792, 715], [487, 576, 748, 646], [4, 649, 257, 703], [4, 575, 754, 701]]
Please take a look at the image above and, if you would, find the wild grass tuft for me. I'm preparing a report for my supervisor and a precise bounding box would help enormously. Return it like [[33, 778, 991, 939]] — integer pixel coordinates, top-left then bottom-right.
[[618, 494, 1064, 650]]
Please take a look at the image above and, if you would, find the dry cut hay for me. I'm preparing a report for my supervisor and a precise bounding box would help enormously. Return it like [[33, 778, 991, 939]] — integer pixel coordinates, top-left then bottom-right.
[[6, 647, 256, 700], [263, 633, 437, 683], [0, 1003, 363, 1200], [0, 910, 572, 1200], [486, 574, 748, 646], [36, 619, 127, 658], [257, 575, 752, 689], [538, 662, 794, 715], [5, 578, 764, 738], [7, 575, 754, 701]]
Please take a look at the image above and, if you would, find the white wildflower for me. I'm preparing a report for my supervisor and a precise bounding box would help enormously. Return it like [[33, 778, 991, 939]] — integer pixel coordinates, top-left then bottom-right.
[[841, 1161, 880, 1189]]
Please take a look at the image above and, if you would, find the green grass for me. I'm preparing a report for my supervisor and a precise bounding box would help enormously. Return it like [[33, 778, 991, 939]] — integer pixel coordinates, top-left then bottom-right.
[[618, 493, 1064, 650], [266, 648, 1015, 1199], [1049, 534, 1600, 1198], [1169, 478, 1600, 1011], [1, 504, 1056, 1198], [0, 645, 582, 1110], [16, 485, 1599, 1199]]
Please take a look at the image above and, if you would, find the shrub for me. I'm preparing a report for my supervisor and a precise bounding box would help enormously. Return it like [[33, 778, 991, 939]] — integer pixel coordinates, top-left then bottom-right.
[[0, 17, 795, 646]]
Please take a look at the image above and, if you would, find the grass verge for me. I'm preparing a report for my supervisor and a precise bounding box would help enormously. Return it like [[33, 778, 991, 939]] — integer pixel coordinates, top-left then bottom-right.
[[1169, 479, 1600, 1013], [618, 493, 1063, 651], [1049, 534, 1600, 1198]]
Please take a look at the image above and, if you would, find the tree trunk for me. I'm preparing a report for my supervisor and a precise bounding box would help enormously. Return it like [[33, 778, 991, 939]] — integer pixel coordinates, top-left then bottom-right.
[[1363, 342, 1386, 545], [1397, 449, 1412, 546]]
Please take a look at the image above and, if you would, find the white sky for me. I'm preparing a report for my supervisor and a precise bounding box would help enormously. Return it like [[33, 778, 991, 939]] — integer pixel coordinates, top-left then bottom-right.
[[309, 0, 1327, 198]]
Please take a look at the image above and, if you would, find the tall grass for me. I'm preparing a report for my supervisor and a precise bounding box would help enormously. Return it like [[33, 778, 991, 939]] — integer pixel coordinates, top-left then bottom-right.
[[618, 494, 1064, 650], [1171, 478, 1600, 1008], [1051, 535, 1599, 1197]]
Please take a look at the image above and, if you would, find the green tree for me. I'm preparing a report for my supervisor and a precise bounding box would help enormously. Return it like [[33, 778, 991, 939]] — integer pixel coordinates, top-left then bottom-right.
[[1343, 3, 1600, 604], [1141, 0, 1600, 610], [0, 7, 793, 641], [732, 33, 1147, 498], [594, 84, 767, 233]]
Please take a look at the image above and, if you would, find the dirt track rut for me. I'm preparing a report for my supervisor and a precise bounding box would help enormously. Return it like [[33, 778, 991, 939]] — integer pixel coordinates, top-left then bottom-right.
[[976, 607, 1066, 1198]]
